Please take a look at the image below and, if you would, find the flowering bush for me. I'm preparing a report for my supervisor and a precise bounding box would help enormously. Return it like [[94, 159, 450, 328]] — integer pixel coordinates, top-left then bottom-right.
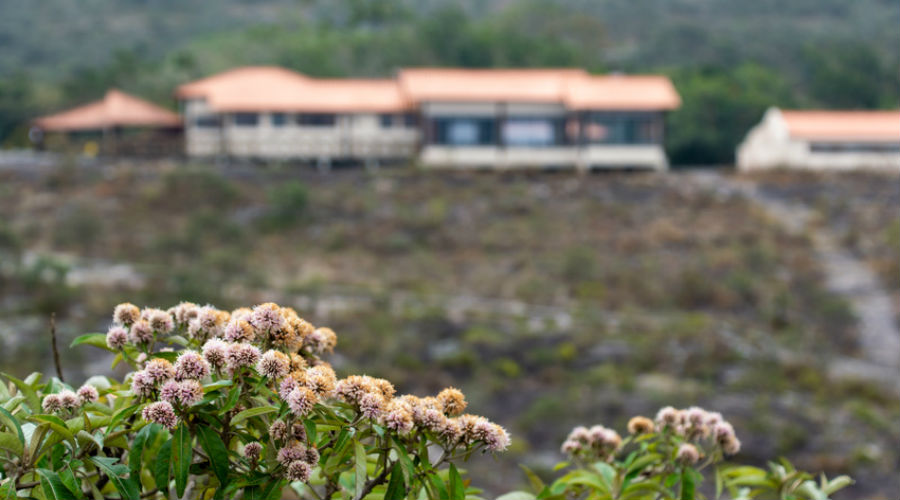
[[500, 406, 852, 500], [0, 302, 508, 499]]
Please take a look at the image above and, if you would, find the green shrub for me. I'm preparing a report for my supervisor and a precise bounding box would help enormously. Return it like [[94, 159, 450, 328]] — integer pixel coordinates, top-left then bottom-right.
[[264, 181, 309, 230]]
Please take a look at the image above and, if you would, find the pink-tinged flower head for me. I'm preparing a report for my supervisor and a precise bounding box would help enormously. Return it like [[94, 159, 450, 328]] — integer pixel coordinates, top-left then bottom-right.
[[278, 376, 299, 400], [142, 401, 178, 430], [269, 420, 288, 442], [128, 320, 154, 345], [76, 385, 99, 405], [305, 365, 336, 398], [171, 302, 200, 325], [655, 406, 681, 429], [201, 339, 228, 369], [306, 327, 337, 354], [677, 443, 700, 465], [285, 460, 311, 482], [304, 447, 319, 466], [243, 442, 262, 461], [359, 392, 385, 420], [226, 343, 261, 372], [131, 370, 155, 398], [436, 417, 462, 444], [113, 303, 140, 326], [58, 390, 79, 411], [42, 394, 62, 413], [722, 435, 741, 455], [286, 387, 318, 417], [382, 400, 414, 434], [160, 380, 203, 406], [224, 319, 255, 343], [106, 326, 128, 350], [561, 439, 580, 455], [145, 358, 175, 384], [174, 350, 211, 381], [277, 445, 307, 466], [142, 308, 174, 334], [483, 423, 510, 452], [250, 302, 284, 333], [257, 350, 291, 379]]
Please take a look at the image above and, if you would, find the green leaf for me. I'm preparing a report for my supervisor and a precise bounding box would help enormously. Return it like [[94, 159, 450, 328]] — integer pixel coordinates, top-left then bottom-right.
[[680, 468, 695, 500], [37, 468, 71, 500], [29, 415, 76, 447], [58, 465, 85, 499], [0, 407, 24, 445], [519, 464, 545, 494], [90, 456, 140, 500], [129, 422, 161, 476], [1, 373, 40, 413], [70, 333, 114, 352], [354, 441, 367, 498], [153, 438, 172, 492], [230, 405, 277, 426], [202, 380, 233, 393], [197, 425, 229, 487], [448, 464, 465, 500], [172, 423, 192, 497], [105, 404, 140, 436], [496, 493, 538, 500], [303, 419, 317, 446], [219, 385, 241, 414], [0, 432, 23, 456], [384, 466, 406, 500], [428, 472, 449, 499]]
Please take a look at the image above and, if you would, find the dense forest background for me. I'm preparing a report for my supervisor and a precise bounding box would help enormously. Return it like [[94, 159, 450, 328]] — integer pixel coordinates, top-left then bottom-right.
[[1, 0, 898, 164]]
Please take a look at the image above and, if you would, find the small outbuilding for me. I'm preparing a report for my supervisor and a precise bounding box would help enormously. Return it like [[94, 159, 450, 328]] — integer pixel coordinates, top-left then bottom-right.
[[737, 107, 900, 172], [32, 89, 182, 156]]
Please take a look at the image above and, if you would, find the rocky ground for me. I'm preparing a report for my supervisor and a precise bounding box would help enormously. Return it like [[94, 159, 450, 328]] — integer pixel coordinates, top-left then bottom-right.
[[0, 161, 897, 497]]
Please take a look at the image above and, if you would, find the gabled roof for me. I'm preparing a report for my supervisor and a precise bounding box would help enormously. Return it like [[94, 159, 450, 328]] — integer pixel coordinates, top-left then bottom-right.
[[34, 89, 181, 131], [779, 109, 900, 142], [397, 68, 588, 103], [176, 66, 410, 112], [176, 66, 682, 112], [565, 75, 681, 110]]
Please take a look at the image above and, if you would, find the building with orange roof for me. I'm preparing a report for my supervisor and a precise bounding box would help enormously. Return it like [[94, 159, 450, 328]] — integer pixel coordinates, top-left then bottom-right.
[[737, 107, 900, 171], [33, 89, 181, 156], [176, 66, 681, 169]]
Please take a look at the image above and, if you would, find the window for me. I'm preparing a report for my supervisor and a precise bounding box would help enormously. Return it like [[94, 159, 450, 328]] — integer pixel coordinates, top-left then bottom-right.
[[581, 112, 660, 144], [810, 142, 900, 153], [381, 114, 416, 128], [379, 114, 395, 128], [502, 118, 561, 147], [194, 116, 220, 128], [297, 114, 336, 127], [233, 113, 259, 127], [271, 113, 288, 127], [432, 117, 496, 145], [403, 113, 417, 128]]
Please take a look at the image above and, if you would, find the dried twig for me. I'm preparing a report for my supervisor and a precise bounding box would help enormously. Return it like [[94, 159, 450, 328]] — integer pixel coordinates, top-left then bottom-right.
[[50, 312, 64, 382]]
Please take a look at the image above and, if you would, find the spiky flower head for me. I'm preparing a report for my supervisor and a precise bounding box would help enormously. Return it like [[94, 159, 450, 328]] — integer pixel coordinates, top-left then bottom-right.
[[243, 442, 262, 461], [277, 445, 307, 466], [303, 447, 320, 466], [655, 406, 681, 430], [42, 394, 62, 413], [170, 301, 200, 325], [306, 327, 337, 354], [142, 401, 178, 430], [677, 443, 701, 465], [286, 386, 317, 417], [436, 387, 467, 416], [201, 339, 228, 369], [359, 392, 385, 420], [269, 420, 289, 442], [113, 303, 140, 326], [285, 460, 311, 482], [225, 343, 261, 372], [106, 326, 128, 350], [291, 422, 307, 442], [58, 390, 79, 410], [381, 400, 414, 434], [278, 376, 300, 400], [128, 320, 154, 345], [145, 358, 175, 384], [257, 350, 291, 379], [142, 308, 174, 334], [627, 416, 655, 435], [174, 350, 211, 381], [249, 302, 284, 333], [76, 385, 99, 405], [161, 379, 203, 407], [230, 307, 252, 322], [305, 365, 336, 398], [722, 435, 741, 455], [224, 319, 255, 343], [131, 370, 155, 398], [482, 423, 510, 452]]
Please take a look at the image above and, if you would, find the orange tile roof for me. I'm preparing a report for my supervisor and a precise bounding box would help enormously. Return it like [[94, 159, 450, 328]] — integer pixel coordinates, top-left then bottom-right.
[[34, 89, 181, 131], [780, 110, 900, 142], [397, 68, 588, 103], [177, 66, 681, 112], [177, 66, 409, 112], [565, 75, 681, 110]]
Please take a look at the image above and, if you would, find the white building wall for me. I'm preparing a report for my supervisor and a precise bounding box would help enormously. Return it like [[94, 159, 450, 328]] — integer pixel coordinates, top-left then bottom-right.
[[737, 108, 900, 172]]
